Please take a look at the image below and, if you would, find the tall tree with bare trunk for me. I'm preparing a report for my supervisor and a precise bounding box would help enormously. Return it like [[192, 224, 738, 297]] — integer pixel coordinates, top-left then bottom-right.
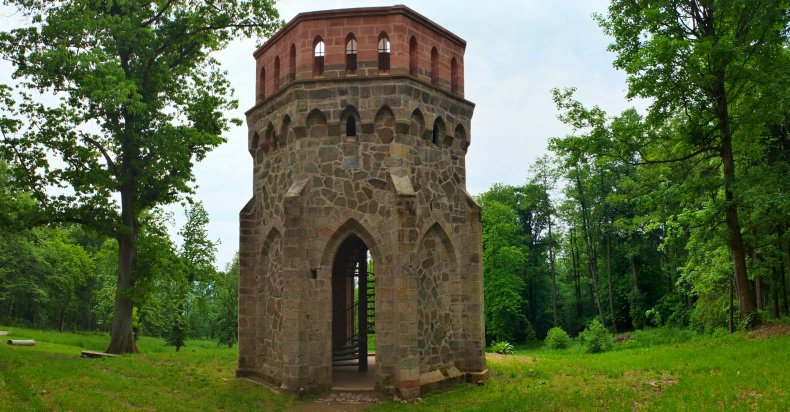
[[0, 0, 281, 353]]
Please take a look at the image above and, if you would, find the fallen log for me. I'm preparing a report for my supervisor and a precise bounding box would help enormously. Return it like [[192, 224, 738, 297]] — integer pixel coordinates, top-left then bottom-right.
[[0, 331, 8, 336], [7, 339, 35, 346], [81, 350, 119, 358]]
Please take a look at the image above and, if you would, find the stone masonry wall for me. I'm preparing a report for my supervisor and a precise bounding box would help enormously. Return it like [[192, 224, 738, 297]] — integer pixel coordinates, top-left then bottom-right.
[[238, 6, 486, 399]]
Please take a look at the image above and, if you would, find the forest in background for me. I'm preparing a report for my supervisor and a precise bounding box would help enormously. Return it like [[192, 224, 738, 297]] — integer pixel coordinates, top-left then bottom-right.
[[480, 0, 790, 343], [0, 179, 239, 349], [3, 0, 790, 349]]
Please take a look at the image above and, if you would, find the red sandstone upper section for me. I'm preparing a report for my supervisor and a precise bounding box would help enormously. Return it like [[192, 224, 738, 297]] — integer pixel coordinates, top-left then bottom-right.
[[253, 5, 467, 103]]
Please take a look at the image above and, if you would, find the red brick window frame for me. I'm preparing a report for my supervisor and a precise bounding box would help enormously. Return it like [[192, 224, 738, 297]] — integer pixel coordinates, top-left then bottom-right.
[[313, 36, 325, 77], [345, 33, 358, 73], [259, 67, 266, 98], [377, 32, 390, 72], [409, 36, 418, 76], [289, 44, 296, 81], [451, 57, 459, 93], [431, 47, 439, 86], [273, 56, 280, 92]]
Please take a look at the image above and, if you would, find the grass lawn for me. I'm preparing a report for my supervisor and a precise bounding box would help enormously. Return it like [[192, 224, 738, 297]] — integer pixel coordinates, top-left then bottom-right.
[[0, 327, 296, 411], [1, 325, 789, 411]]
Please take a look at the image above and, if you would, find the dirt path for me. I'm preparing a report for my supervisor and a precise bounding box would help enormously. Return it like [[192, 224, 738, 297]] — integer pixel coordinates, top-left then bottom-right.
[[286, 392, 384, 411]]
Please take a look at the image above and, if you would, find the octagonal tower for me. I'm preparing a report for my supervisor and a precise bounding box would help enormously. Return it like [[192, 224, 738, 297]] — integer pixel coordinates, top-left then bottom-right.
[[237, 5, 487, 398]]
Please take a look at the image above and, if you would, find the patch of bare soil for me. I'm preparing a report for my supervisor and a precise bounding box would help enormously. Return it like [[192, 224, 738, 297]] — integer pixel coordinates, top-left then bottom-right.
[[746, 322, 790, 340], [286, 400, 372, 412], [286, 392, 391, 412]]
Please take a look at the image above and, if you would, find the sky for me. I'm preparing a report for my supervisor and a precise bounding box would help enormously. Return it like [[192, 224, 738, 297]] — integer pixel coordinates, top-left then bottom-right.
[[1, 1, 648, 269]]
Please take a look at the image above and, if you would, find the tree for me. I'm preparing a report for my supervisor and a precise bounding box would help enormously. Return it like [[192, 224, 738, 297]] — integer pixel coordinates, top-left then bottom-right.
[[478, 191, 527, 342], [596, 0, 790, 319], [178, 202, 218, 337], [529, 156, 560, 327], [38, 228, 95, 332], [215, 254, 239, 348], [0, 1, 281, 353]]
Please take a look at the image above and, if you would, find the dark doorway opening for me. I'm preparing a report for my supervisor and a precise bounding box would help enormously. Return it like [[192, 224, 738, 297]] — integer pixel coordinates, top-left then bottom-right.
[[332, 235, 375, 373]]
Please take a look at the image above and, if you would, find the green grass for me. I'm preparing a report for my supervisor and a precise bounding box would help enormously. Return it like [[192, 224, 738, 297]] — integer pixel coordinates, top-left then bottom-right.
[[0, 326, 296, 411], [2, 325, 789, 411], [371, 327, 790, 411]]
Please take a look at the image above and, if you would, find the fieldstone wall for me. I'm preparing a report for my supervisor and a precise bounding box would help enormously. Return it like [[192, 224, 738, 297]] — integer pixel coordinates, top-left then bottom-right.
[[238, 6, 487, 400]]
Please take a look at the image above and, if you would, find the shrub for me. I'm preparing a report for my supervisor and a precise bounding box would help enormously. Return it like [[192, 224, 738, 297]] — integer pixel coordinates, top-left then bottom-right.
[[578, 319, 612, 353], [545, 327, 571, 349], [491, 341, 514, 355], [645, 308, 662, 327], [711, 327, 729, 338], [166, 312, 190, 352], [740, 310, 763, 331]]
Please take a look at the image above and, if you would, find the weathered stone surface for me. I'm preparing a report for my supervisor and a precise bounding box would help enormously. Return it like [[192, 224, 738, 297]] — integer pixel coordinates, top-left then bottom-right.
[[238, 5, 485, 401]]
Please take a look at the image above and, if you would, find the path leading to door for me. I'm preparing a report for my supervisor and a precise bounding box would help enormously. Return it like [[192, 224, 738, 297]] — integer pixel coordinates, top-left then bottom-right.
[[332, 354, 376, 391]]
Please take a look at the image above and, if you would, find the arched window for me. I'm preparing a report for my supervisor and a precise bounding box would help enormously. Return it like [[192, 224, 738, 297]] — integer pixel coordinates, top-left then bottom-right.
[[273, 56, 280, 92], [410, 108, 425, 139], [451, 57, 459, 93], [251, 131, 260, 155], [409, 36, 418, 76], [431, 47, 439, 85], [314, 37, 325, 76], [432, 117, 445, 147], [346, 34, 357, 72], [378, 33, 390, 72], [259, 67, 266, 98], [340, 106, 360, 140], [289, 44, 296, 80], [346, 116, 357, 137]]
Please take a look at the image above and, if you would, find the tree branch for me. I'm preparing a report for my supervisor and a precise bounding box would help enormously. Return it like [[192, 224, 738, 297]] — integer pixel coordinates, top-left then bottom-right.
[[141, 0, 176, 28], [81, 134, 119, 176]]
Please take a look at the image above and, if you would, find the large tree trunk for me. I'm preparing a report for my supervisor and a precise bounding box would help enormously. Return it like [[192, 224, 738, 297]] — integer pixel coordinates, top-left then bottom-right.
[[576, 175, 606, 327], [729, 275, 734, 334], [59, 299, 70, 332], [571, 228, 583, 318], [606, 233, 617, 333], [784, 236, 790, 315], [715, 80, 756, 319], [771, 267, 779, 319], [548, 214, 558, 328], [631, 236, 639, 293], [751, 237, 765, 311], [106, 184, 140, 354]]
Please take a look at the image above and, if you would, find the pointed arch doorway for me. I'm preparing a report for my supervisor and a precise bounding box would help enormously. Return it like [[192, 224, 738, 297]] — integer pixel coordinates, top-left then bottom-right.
[[331, 234, 376, 388]]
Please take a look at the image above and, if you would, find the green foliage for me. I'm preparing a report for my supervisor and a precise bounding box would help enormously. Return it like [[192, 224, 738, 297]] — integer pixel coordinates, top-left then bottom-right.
[[711, 327, 729, 339], [490, 341, 514, 355], [166, 311, 191, 352], [629, 291, 647, 330], [479, 182, 555, 342], [215, 255, 239, 348], [578, 319, 612, 354], [644, 308, 662, 327], [741, 311, 763, 331], [545, 327, 571, 349], [0, 0, 281, 352], [613, 327, 698, 351]]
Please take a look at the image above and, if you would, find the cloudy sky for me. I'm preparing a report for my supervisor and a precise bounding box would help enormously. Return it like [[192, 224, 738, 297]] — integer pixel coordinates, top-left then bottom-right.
[[2, 1, 648, 268]]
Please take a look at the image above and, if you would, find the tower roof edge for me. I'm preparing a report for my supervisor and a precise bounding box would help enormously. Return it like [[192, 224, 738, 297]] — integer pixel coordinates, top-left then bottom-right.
[[253, 5, 467, 59]]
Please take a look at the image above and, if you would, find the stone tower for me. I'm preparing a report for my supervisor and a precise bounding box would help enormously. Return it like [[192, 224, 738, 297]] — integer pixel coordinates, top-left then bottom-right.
[[237, 5, 487, 398]]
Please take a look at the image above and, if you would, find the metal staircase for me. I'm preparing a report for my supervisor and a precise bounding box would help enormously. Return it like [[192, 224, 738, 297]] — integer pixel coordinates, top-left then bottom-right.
[[332, 271, 375, 370]]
